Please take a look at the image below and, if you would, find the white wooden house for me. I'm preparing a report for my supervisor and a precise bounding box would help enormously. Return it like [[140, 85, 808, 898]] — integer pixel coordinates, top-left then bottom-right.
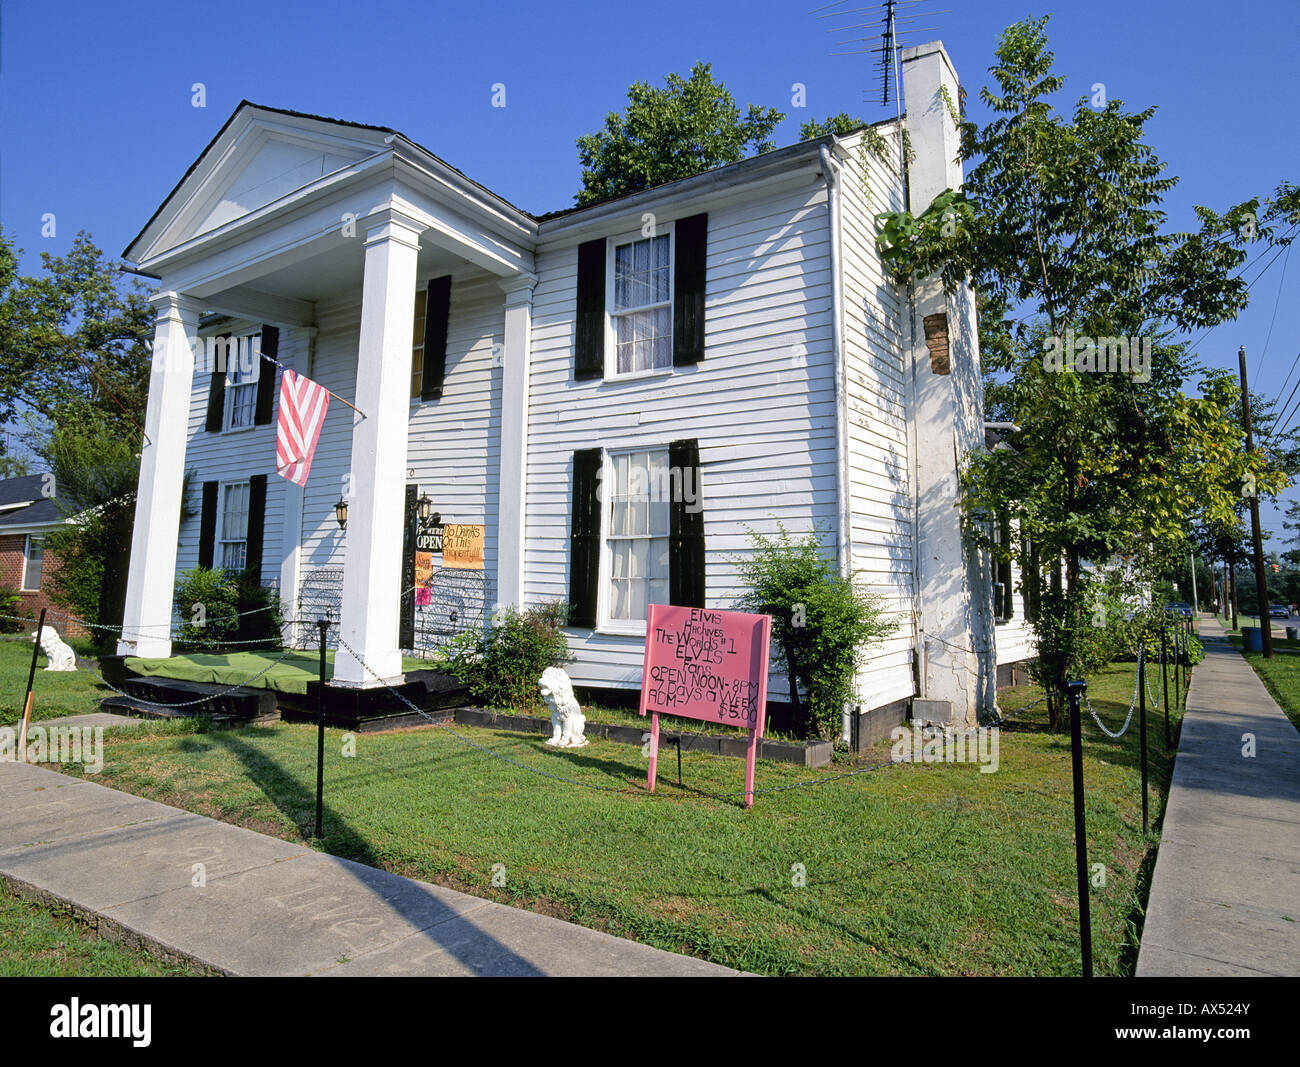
[[117, 41, 1030, 731]]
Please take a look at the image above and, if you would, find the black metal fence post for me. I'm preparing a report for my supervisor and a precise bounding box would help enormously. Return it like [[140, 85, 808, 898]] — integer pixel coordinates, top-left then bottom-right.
[[1160, 623, 1170, 749], [1066, 680, 1093, 978], [1173, 623, 1182, 710], [315, 619, 328, 839], [1138, 650, 1149, 835], [18, 607, 47, 757]]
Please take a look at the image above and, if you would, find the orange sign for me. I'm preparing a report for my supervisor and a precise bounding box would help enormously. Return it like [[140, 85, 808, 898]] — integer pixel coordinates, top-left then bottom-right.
[[442, 524, 485, 570]]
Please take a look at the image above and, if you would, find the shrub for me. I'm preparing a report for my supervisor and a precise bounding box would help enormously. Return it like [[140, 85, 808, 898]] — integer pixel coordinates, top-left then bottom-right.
[[0, 584, 27, 634], [437, 601, 571, 712], [736, 526, 895, 739], [174, 567, 282, 652]]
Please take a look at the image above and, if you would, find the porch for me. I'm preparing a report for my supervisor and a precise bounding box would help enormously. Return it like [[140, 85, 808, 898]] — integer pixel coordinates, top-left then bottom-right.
[[118, 104, 538, 689]]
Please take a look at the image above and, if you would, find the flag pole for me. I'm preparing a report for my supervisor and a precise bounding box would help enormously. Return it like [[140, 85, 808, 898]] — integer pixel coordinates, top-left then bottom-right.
[[261, 354, 366, 419]]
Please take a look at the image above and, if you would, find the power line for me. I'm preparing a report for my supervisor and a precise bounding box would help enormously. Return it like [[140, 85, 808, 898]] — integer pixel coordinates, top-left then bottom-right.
[[1254, 243, 1292, 382]]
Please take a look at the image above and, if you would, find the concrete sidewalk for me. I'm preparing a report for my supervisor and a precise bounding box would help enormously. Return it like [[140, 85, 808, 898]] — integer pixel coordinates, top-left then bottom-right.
[[0, 760, 737, 976], [1136, 615, 1300, 977]]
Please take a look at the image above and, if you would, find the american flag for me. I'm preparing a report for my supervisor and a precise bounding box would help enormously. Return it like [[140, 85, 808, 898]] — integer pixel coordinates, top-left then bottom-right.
[[275, 368, 330, 487]]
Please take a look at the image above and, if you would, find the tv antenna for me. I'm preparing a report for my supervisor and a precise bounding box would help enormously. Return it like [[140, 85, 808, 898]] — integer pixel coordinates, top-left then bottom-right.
[[811, 0, 950, 112]]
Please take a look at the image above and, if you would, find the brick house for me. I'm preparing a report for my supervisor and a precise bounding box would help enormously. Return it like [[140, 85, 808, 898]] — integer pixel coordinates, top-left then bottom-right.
[[0, 475, 81, 636]]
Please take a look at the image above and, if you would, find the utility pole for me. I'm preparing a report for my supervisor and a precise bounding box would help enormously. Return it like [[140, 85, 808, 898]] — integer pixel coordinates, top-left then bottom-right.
[[1240, 346, 1273, 657]]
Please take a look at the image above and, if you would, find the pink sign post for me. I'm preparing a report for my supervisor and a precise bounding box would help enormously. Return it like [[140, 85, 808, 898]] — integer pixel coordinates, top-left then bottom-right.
[[638, 604, 773, 808]]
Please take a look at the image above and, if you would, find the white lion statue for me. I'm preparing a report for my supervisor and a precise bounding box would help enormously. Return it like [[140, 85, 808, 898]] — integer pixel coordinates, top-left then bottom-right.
[[539, 667, 587, 748], [33, 625, 76, 672]]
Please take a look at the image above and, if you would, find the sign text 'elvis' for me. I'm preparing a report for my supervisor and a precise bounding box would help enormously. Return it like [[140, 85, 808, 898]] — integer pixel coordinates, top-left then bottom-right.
[[639, 604, 771, 807]]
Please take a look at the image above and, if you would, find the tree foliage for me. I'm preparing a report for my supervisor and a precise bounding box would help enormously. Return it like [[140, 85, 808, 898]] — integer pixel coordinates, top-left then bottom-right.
[[874, 16, 1292, 725], [736, 526, 894, 740], [576, 63, 784, 206], [798, 113, 868, 140], [0, 231, 153, 646]]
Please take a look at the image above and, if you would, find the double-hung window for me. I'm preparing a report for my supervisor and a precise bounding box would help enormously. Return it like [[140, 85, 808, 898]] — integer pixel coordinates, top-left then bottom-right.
[[218, 482, 250, 572], [603, 449, 671, 628], [610, 231, 672, 376], [21, 535, 43, 591], [224, 334, 260, 431], [410, 287, 427, 399]]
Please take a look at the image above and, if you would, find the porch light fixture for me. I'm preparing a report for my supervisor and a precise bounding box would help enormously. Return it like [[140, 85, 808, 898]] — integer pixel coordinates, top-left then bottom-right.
[[417, 492, 433, 523], [334, 497, 348, 530]]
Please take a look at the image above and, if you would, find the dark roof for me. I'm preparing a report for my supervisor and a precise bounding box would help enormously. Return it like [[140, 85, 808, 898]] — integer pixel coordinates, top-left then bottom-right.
[[0, 476, 63, 528], [126, 104, 902, 260]]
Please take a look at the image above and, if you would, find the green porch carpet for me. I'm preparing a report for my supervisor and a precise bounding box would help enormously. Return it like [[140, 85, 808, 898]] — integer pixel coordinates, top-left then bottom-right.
[[123, 650, 434, 697]]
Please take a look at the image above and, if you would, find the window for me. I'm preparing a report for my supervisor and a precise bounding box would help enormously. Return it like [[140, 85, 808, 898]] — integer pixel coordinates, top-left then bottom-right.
[[410, 287, 427, 399], [603, 449, 670, 626], [991, 512, 1014, 623], [218, 482, 250, 571], [21, 535, 43, 591], [610, 231, 672, 375], [224, 334, 260, 431]]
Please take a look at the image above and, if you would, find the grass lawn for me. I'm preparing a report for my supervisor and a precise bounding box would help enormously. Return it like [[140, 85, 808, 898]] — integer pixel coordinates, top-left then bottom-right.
[[49, 658, 1183, 976], [1227, 633, 1300, 731], [0, 883, 202, 977], [0, 635, 110, 727]]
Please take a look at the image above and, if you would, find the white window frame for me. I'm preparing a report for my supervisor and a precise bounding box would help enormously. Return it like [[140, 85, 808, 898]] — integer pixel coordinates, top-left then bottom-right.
[[21, 535, 44, 592], [222, 334, 261, 434], [216, 480, 251, 573], [595, 445, 672, 636], [604, 222, 675, 381]]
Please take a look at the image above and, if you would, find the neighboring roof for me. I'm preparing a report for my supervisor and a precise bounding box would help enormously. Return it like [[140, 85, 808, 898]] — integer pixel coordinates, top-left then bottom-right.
[[126, 103, 903, 261], [0, 476, 63, 529]]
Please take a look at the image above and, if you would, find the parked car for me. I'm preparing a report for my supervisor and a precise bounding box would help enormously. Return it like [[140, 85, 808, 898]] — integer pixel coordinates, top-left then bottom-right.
[[1269, 605, 1290, 619], [1164, 602, 1193, 618]]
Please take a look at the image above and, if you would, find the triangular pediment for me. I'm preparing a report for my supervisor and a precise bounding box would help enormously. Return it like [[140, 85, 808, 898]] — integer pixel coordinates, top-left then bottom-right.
[[194, 137, 364, 235], [128, 103, 396, 264]]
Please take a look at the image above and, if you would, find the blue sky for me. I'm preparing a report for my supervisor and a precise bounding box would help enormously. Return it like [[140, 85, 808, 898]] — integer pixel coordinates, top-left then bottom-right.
[[1, 0, 1297, 539]]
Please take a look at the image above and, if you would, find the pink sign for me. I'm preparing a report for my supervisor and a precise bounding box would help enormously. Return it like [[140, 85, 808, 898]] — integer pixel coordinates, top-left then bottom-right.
[[638, 604, 772, 807]]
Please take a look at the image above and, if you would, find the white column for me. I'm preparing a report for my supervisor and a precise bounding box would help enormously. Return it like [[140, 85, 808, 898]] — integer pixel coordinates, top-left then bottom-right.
[[496, 274, 536, 609], [118, 291, 202, 658], [332, 212, 422, 686]]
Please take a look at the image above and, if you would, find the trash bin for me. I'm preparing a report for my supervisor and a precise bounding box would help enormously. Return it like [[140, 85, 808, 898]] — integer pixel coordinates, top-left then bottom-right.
[[1242, 626, 1263, 652], [1287, 627, 1298, 642]]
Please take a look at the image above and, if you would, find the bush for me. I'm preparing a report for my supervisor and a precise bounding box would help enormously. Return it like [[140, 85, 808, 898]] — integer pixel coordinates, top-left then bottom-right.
[[736, 526, 895, 739], [174, 567, 282, 652], [0, 584, 27, 634], [437, 601, 571, 712]]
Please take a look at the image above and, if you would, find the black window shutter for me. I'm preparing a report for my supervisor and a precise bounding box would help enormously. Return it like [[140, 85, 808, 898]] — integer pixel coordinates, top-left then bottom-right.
[[997, 513, 1014, 620], [568, 448, 603, 628], [668, 438, 705, 607], [204, 335, 229, 433], [421, 276, 452, 401], [574, 238, 606, 380], [198, 481, 218, 570], [245, 475, 267, 584], [253, 326, 279, 425], [672, 213, 707, 367]]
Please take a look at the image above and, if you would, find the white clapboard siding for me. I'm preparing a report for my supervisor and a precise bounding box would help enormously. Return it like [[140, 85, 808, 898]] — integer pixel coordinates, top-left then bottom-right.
[[526, 179, 840, 697], [996, 549, 1036, 666], [836, 131, 917, 709], [295, 270, 506, 642], [175, 319, 302, 588]]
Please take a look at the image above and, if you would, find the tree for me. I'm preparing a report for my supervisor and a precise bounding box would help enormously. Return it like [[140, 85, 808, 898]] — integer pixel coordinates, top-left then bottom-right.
[[0, 231, 153, 646], [575, 63, 783, 206], [0, 230, 151, 435], [798, 113, 867, 140], [875, 17, 1290, 726]]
